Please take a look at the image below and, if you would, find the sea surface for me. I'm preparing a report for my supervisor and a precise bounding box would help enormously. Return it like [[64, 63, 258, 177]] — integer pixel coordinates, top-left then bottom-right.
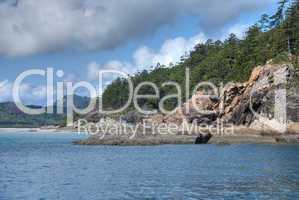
[[0, 132, 299, 200]]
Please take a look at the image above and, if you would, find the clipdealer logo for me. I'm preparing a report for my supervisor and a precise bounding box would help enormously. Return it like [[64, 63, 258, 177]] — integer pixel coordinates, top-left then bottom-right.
[[11, 67, 289, 134]]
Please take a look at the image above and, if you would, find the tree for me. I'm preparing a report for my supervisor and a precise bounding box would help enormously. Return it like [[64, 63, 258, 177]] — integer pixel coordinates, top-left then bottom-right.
[[284, 0, 299, 54], [270, 0, 290, 28], [271, 0, 295, 54], [245, 25, 262, 66], [258, 14, 271, 31], [226, 33, 239, 44]]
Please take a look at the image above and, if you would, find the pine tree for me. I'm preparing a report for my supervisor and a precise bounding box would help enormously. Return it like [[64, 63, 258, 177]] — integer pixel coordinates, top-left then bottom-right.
[[285, 0, 299, 54], [258, 14, 271, 31], [270, 0, 290, 28]]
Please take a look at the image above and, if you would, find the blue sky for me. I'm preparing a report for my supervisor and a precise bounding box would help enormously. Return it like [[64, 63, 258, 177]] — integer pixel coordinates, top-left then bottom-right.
[[0, 0, 277, 104]]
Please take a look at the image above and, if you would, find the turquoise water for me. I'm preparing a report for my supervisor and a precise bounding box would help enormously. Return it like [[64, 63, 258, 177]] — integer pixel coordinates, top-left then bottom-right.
[[0, 133, 299, 200]]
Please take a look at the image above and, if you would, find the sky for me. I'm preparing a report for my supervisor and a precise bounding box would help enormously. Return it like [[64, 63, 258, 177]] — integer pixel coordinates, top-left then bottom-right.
[[0, 0, 278, 105]]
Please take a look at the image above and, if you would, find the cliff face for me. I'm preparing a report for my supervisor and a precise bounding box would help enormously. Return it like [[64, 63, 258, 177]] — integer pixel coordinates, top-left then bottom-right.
[[150, 62, 299, 133]]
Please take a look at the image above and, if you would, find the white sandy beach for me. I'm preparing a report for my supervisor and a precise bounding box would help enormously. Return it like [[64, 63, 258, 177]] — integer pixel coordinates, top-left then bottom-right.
[[0, 128, 75, 134]]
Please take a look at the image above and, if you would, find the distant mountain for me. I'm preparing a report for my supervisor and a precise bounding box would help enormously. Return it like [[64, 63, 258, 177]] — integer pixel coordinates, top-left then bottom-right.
[[0, 102, 65, 128], [0, 95, 91, 128], [53, 94, 91, 114]]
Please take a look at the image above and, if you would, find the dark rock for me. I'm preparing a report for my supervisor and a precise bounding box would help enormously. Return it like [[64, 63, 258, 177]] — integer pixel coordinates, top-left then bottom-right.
[[209, 96, 220, 103], [195, 133, 213, 144], [190, 112, 218, 125], [122, 111, 144, 124]]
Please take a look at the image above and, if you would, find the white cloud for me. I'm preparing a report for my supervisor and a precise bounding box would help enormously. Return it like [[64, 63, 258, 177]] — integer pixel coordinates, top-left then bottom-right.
[[0, 79, 50, 103], [0, 80, 32, 102], [221, 23, 250, 41], [87, 60, 133, 80], [31, 85, 47, 99], [0, 0, 275, 56], [0, 80, 12, 102], [87, 32, 207, 81], [134, 33, 206, 69]]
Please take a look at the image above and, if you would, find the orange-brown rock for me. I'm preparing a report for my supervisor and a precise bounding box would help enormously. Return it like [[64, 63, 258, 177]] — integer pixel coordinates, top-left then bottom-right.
[[153, 63, 298, 131]]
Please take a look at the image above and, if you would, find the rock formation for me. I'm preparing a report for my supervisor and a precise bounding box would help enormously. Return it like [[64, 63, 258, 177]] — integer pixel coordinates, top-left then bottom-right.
[[149, 62, 299, 134]]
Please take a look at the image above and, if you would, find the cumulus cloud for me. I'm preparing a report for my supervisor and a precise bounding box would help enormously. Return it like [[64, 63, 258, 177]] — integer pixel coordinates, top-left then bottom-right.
[[134, 33, 206, 69], [31, 85, 47, 99], [87, 32, 207, 81], [221, 23, 251, 40], [0, 80, 12, 102], [87, 60, 132, 80], [0, 0, 275, 56], [0, 79, 49, 103]]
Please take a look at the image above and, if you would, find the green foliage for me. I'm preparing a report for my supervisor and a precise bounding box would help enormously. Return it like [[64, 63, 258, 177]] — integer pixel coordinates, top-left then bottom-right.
[[272, 51, 290, 63], [102, 0, 299, 113], [270, 0, 290, 28]]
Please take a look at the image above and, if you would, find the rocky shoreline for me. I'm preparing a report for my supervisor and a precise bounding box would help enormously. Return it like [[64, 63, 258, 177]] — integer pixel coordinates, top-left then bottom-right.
[[74, 62, 299, 146], [73, 125, 299, 146], [73, 134, 299, 146]]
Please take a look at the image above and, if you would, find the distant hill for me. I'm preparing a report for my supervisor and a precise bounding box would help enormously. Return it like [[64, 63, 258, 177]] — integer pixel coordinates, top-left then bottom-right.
[[0, 95, 91, 128], [53, 94, 91, 114], [0, 102, 65, 128]]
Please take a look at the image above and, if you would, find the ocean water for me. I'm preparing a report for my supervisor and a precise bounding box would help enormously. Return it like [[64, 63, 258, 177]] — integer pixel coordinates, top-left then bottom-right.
[[0, 133, 299, 200]]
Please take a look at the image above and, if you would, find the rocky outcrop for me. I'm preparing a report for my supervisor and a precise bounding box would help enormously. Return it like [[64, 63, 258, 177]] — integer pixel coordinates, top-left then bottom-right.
[[149, 62, 299, 134], [150, 93, 220, 126], [74, 134, 200, 146]]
